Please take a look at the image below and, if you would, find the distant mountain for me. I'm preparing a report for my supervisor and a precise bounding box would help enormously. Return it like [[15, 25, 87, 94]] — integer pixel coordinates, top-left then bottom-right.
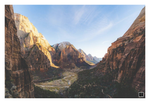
[[52, 42, 91, 69], [78, 49, 87, 60], [78, 49, 101, 64], [93, 56, 102, 62]]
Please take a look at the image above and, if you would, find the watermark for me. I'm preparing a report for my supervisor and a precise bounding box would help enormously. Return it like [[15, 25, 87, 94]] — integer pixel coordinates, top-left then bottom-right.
[[138, 92, 144, 98]]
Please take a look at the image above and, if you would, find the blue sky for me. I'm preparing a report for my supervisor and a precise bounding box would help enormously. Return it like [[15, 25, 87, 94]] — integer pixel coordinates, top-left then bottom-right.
[[13, 5, 144, 58]]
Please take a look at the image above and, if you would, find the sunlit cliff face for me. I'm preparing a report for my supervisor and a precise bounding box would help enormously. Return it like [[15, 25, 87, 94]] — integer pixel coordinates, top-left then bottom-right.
[[14, 13, 58, 69]]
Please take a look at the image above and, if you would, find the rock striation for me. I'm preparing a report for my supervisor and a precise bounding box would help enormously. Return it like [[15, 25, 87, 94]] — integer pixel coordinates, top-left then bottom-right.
[[98, 7, 145, 93], [5, 5, 34, 98]]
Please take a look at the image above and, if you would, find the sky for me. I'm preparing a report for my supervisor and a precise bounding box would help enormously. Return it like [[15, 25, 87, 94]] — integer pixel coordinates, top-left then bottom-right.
[[13, 5, 144, 58]]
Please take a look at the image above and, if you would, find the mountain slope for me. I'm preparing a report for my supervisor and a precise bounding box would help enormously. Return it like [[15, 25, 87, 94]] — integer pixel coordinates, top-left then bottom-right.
[[100, 7, 145, 92], [78, 49, 101, 64], [14, 13, 60, 82], [52, 42, 91, 69], [5, 5, 34, 98], [14, 13, 57, 67], [66, 7, 145, 98]]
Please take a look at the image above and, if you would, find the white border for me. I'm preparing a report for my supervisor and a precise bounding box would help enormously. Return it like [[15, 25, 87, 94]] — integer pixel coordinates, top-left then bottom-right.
[[1, 0, 149, 103]]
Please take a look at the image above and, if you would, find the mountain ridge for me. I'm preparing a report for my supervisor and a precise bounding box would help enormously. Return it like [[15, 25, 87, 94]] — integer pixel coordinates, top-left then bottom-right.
[[51, 42, 91, 69], [78, 49, 101, 64]]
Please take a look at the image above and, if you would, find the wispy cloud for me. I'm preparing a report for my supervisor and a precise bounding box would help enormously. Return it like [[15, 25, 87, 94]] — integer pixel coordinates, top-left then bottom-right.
[[73, 5, 86, 25], [73, 6, 102, 25], [78, 22, 113, 42], [46, 5, 139, 44], [82, 6, 101, 25]]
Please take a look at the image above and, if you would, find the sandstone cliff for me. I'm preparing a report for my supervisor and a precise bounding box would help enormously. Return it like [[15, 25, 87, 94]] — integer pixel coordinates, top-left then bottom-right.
[[5, 5, 34, 98], [98, 7, 145, 93], [52, 42, 90, 69], [65, 7, 145, 98], [13, 13, 60, 82], [14, 13, 58, 68]]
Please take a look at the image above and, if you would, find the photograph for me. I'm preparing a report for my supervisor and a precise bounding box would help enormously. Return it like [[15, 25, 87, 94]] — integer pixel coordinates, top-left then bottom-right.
[[5, 4, 145, 98]]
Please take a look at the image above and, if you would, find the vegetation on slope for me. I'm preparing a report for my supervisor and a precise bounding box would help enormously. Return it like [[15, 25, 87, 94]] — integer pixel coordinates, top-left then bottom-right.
[[33, 62, 138, 98], [64, 63, 138, 98], [34, 85, 61, 98]]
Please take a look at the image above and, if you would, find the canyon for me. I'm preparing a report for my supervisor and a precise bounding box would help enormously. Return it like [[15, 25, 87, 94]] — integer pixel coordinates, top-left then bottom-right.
[[5, 5, 145, 98], [13, 13, 94, 83]]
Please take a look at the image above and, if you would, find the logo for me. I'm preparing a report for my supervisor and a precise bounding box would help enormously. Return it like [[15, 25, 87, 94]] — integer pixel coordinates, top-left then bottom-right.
[[138, 92, 144, 98]]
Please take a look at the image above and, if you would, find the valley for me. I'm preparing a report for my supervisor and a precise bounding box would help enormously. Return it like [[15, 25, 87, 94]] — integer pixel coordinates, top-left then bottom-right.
[[5, 5, 145, 98], [35, 71, 77, 94], [34, 65, 96, 97]]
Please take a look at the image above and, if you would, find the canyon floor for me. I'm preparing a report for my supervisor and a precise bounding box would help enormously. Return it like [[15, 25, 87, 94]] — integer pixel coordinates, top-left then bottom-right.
[[34, 65, 96, 96]]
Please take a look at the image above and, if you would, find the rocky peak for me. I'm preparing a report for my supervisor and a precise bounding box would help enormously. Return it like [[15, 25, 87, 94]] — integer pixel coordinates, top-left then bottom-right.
[[52, 41, 72, 51], [14, 13, 39, 37], [51, 42, 90, 69], [14, 13, 52, 51]]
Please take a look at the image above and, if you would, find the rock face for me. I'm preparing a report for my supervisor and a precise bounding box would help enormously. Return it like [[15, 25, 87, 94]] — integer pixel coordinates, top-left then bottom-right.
[[78, 49, 101, 64], [5, 5, 34, 98], [14, 13, 58, 68], [98, 7, 145, 93], [14, 13, 59, 81], [52, 42, 90, 69]]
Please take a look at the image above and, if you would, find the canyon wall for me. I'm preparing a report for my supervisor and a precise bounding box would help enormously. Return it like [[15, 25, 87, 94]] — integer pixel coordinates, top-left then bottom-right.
[[14, 13, 60, 82], [14, 13, 58, 71], [98, 7, 145, 93], [5, 5, 34, 98]]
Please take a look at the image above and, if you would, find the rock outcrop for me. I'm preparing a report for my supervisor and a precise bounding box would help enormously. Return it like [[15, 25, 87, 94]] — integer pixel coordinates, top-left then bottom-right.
[[5, 5, 34, 98], [52, 42, 90, 69], [98, 7, 145, 93]]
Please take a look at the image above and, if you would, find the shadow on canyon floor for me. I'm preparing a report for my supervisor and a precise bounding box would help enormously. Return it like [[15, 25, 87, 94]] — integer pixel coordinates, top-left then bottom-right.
[[34, 64, 138, 98]]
